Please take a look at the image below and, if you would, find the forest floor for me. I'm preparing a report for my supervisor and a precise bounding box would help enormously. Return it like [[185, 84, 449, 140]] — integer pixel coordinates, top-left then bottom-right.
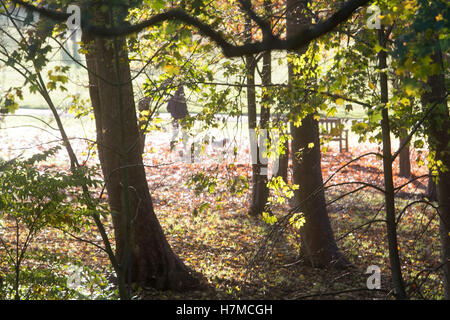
[[0, 118, 443, 300], [138, 136, 441, 300]]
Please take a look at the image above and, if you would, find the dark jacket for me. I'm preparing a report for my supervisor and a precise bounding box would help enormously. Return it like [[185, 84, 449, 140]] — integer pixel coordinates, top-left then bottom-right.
[[167, 86, 188, 120]]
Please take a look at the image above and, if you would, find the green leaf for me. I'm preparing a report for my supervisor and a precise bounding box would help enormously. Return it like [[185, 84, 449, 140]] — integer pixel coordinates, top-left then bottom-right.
[[414, 140, 424, 149], [374, 43, 387, 53], [151, 0, 166, 10]]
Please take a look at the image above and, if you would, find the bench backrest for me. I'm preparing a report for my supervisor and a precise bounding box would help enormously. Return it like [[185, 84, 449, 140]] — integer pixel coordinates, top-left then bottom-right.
[[319, 118, 344, 137]]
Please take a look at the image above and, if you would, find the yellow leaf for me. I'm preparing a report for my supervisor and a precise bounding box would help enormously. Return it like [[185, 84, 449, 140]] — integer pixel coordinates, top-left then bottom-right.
[[335, 98, 344, 106], [400, 97, 410, 106], [405, 85, 415, 96], [164, 64, 180, 76]]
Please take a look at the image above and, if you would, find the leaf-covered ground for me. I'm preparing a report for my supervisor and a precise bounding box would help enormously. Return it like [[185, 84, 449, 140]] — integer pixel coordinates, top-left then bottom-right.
[[0, 117, 443, 299]]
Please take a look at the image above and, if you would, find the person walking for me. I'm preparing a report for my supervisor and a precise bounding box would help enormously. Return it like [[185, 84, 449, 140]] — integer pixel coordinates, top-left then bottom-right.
[[167, 85, 189, 150]]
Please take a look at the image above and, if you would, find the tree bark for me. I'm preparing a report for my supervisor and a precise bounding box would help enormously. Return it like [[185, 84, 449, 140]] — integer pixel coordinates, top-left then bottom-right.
[[378, 28, 407, 299], [421, 38, 450, 299], [398, 133, 411, 178], [290, 115, 348, 267], [426, 167, 438, 202], [245, 14, 270, 216], [255, 48, 271, 212], [245, 17, 261, 216], [81, 26, 200, 291], [287, 0, 348, 268]]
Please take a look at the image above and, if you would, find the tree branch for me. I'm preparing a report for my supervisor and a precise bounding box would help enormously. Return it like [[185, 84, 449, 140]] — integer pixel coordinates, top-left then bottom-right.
[[238, 0, 273, 39], [11, 0, 372, 57]]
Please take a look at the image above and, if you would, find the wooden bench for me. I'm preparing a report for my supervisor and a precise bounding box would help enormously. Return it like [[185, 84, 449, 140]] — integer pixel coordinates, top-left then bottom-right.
[[319, 117, 349, 152]]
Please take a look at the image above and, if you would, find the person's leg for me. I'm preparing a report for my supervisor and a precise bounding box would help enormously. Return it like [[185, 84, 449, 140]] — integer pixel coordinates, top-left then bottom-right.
[[170, 119, 179, 150], [181, 127, 192, 163]]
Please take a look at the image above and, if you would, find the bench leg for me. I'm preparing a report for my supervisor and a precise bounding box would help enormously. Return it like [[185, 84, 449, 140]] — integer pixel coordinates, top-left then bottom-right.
[[346, 131, 349, 152]]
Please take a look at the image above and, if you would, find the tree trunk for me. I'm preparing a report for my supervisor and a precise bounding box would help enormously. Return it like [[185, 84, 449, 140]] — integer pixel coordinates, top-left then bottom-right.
[[421, 38, 450, 299], [287, 0, 348, 268], [398, 133, 411, 178], [378, 28, 407, 299], [245, 15, 269, 216], [245, 17, 258, 216], [254, 49, 271, 213], [426, 167, 438, 202], [81, 28, 200, 291], [290, 115, 348, 267]]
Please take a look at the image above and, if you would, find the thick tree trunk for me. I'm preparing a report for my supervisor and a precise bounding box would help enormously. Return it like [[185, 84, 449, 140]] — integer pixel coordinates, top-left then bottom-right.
[[81, 30, 200, 291], [421, 39, 450, 299], [287, 0, 348, 267], [290, 115, 348, 267]]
